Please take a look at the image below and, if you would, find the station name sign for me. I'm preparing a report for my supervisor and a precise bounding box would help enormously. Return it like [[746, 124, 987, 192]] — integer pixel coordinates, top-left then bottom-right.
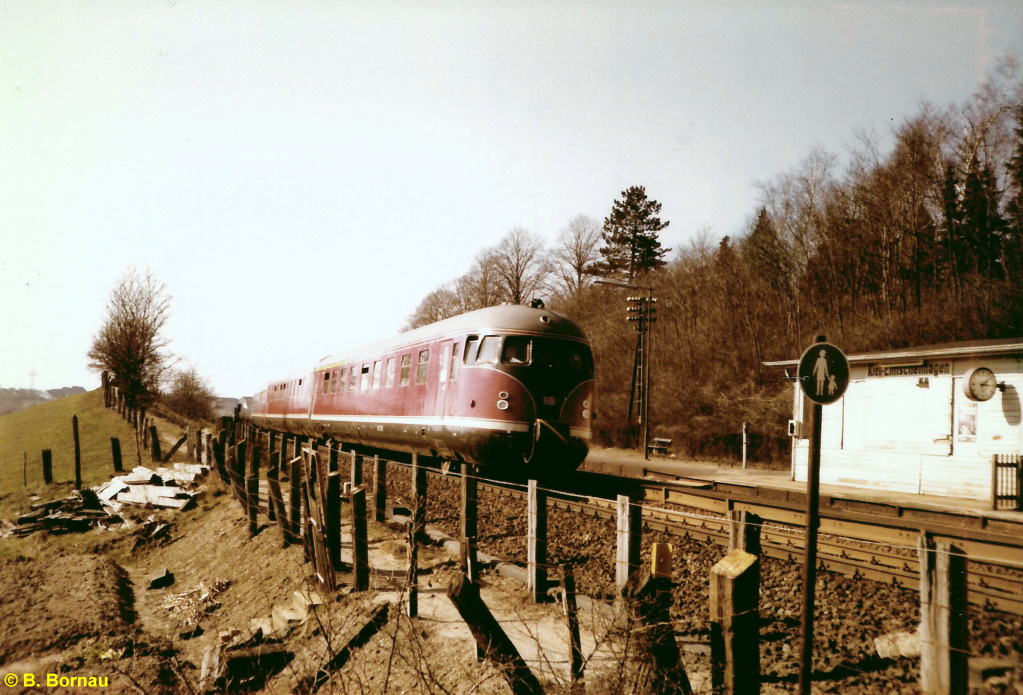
[[866, 361, 951, 378]]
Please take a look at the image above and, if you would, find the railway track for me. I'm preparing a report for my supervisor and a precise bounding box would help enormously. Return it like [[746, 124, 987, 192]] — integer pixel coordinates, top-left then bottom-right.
[[469, 467, 1023, 615]]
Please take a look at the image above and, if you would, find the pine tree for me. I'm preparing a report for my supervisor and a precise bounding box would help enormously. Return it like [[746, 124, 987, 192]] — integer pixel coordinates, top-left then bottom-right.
[[598, 186, 670, 280]]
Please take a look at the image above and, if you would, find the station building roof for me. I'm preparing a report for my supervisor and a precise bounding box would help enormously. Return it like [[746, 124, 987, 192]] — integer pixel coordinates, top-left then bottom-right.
[[763, 337, 1023, 369]]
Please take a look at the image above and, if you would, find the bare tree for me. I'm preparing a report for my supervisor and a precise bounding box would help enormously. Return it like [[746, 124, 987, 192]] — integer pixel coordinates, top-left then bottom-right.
[[163, 364, 216, 420], [402, 283, 464, 331], [493, 227, 550, 304], [456, 248, 505, 310], [552, 214, 603, 297], [87, 267, 172, 410]]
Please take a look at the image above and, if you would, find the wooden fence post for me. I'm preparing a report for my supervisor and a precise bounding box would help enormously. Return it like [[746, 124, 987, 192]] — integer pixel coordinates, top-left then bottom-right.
[[373, 455, 387, 522], [289, 454, 302, 547], [562, 565, 584, 689], [326, 471, 342, 571], [351, 486, 370, 591], [351, 451, 363, 488], [710, 549, 760, 694], [150, 425, 161, 463], [72, 415, 82, 490], [111, 437, 123, 473], [412, 453, 427, 537], [447, 574, 544, 695], [728, 510, 762, 556], [267, 451, 288, 545], [616, 494, 642, 594], [42, 449, 53, 485], [406, 522, 419, 618], [919, 536, 968, 695], [247, 444, 261, 538], [328, 441, 339, 474], [623, 568, 693, 695], [527, 479, 547, 602], [462, 463, 479, 581]]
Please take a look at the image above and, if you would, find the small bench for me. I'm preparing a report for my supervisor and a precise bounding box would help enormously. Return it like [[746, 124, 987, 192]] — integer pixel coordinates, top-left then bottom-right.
[[648, 437, 672, 455]]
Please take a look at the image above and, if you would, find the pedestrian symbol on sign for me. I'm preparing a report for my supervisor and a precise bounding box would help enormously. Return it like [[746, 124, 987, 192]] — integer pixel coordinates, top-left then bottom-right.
[[797, 341, 849, 405]]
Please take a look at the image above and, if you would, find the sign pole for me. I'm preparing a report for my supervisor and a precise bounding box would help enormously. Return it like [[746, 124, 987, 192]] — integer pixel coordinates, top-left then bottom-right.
[[793, 334, 848, 695], [797, 399, 823, 695]]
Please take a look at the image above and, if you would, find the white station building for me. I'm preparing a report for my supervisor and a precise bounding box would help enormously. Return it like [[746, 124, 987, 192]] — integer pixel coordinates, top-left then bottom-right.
[[765, 338, 1023, 503]]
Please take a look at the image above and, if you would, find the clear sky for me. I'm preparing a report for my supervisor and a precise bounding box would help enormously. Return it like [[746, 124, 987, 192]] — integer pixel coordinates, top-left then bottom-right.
[[2, 1, 1021, 398]]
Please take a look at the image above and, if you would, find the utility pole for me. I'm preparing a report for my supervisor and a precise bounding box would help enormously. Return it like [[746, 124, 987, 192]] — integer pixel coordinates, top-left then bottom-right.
[[596, 280, 657, 459]]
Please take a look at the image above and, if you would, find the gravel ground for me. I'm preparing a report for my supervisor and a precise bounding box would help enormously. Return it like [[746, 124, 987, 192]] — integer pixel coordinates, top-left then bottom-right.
[[382, 461, 1023, 694]]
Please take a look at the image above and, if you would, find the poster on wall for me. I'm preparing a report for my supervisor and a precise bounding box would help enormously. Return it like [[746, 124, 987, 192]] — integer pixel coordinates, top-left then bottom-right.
[[958, 400, 977, 442]]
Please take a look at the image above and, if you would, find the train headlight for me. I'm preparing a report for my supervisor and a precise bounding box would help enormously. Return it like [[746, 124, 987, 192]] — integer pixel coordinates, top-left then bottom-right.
[[498, 391, 509, 399], [497, 400, 509, 411], [583, 400, 590, 409], [582, 409, 590, 419]]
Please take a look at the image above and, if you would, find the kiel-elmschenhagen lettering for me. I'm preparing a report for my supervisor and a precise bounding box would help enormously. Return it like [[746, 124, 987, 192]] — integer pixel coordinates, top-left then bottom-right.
[[867, 361, 951, 378]]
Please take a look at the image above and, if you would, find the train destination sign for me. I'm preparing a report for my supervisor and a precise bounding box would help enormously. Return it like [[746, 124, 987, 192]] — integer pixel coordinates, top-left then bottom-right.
[[797, 342, 849, 405]]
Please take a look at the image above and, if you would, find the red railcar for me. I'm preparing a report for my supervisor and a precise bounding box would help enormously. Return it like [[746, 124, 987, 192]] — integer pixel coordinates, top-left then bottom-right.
[[250, 305, 594, 472]]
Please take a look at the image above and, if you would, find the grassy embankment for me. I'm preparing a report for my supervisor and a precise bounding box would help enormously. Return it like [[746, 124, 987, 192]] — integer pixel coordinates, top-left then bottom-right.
[[0, 389, 150, 519]]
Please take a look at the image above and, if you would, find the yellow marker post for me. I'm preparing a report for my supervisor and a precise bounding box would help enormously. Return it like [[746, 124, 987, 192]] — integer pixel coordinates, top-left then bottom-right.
[[651, 542, 673, 578]]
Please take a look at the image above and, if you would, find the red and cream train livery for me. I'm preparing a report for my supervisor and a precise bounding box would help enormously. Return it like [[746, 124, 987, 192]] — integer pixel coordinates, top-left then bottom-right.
[[249, 305, 595, 472]]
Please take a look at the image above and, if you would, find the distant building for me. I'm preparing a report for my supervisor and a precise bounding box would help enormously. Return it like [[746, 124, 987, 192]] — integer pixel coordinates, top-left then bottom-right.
[[766, 338, 1022, 501], [213, 397, 252, 419]]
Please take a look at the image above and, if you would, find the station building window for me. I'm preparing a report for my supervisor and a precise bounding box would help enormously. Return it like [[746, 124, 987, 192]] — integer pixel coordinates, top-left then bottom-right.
[[417, 350, 430, 384]]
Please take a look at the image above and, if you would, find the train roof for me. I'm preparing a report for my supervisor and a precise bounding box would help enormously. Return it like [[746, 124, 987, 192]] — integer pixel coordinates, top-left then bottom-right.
[[316, 304, 588, 369]]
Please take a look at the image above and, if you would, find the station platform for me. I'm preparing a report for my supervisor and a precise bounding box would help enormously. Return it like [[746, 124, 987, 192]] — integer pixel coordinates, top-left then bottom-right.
[[580, 447, 1023, 524]]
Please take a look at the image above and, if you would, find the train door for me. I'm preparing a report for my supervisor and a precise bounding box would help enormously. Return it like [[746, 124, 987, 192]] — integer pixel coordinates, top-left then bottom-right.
[[434, 341, 454, 420]]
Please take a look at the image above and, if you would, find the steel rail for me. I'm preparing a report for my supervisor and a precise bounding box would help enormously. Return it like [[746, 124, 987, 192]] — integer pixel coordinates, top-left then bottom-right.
[[437, 468, 1023, 615]]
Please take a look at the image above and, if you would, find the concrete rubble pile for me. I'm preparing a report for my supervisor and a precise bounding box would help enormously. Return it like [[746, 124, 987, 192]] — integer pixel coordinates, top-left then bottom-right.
[[0, 463, 209, 538]]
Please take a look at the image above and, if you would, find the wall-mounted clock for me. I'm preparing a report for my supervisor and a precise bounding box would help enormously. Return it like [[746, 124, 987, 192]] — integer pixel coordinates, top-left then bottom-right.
[[962, 367, 998, 402]]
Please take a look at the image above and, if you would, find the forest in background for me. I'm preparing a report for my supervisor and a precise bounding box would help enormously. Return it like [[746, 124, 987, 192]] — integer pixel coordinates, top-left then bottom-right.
[[405, 58, 1023, 463]]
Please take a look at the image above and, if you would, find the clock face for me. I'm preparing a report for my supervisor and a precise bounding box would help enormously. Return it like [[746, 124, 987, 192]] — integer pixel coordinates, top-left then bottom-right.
[[964, 367, 998, 402]]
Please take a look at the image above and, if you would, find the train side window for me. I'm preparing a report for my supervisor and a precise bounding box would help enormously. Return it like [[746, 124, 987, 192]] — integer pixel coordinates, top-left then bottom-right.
[[451, 342, 460, 381], [360, 364, 370, 391], [416, 350, 430, 384], [347, 368, 356, 392], [331, 370, 338, 394], [322, 372, 330, 394], [372, 360, 382, 389], [502, 336, 530, 364], [385, 357, 396, 388], [464, 336, 479, 364], [338, 368, 347, 395], [400, 354, 412, 386], [439, 344, 450, 383], [477, 336, 500, 364]]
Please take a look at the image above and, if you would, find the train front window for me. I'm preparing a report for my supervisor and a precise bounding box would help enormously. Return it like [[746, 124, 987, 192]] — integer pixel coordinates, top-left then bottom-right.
[[531, 339, 594, 375], [502, 336, 530, 364], [477, 336, 501, 364], [464, 336, 480, 364]]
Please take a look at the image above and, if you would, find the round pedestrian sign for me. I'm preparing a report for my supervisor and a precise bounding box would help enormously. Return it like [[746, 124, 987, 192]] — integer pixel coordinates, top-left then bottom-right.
[[797, 342, 849, 405]]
